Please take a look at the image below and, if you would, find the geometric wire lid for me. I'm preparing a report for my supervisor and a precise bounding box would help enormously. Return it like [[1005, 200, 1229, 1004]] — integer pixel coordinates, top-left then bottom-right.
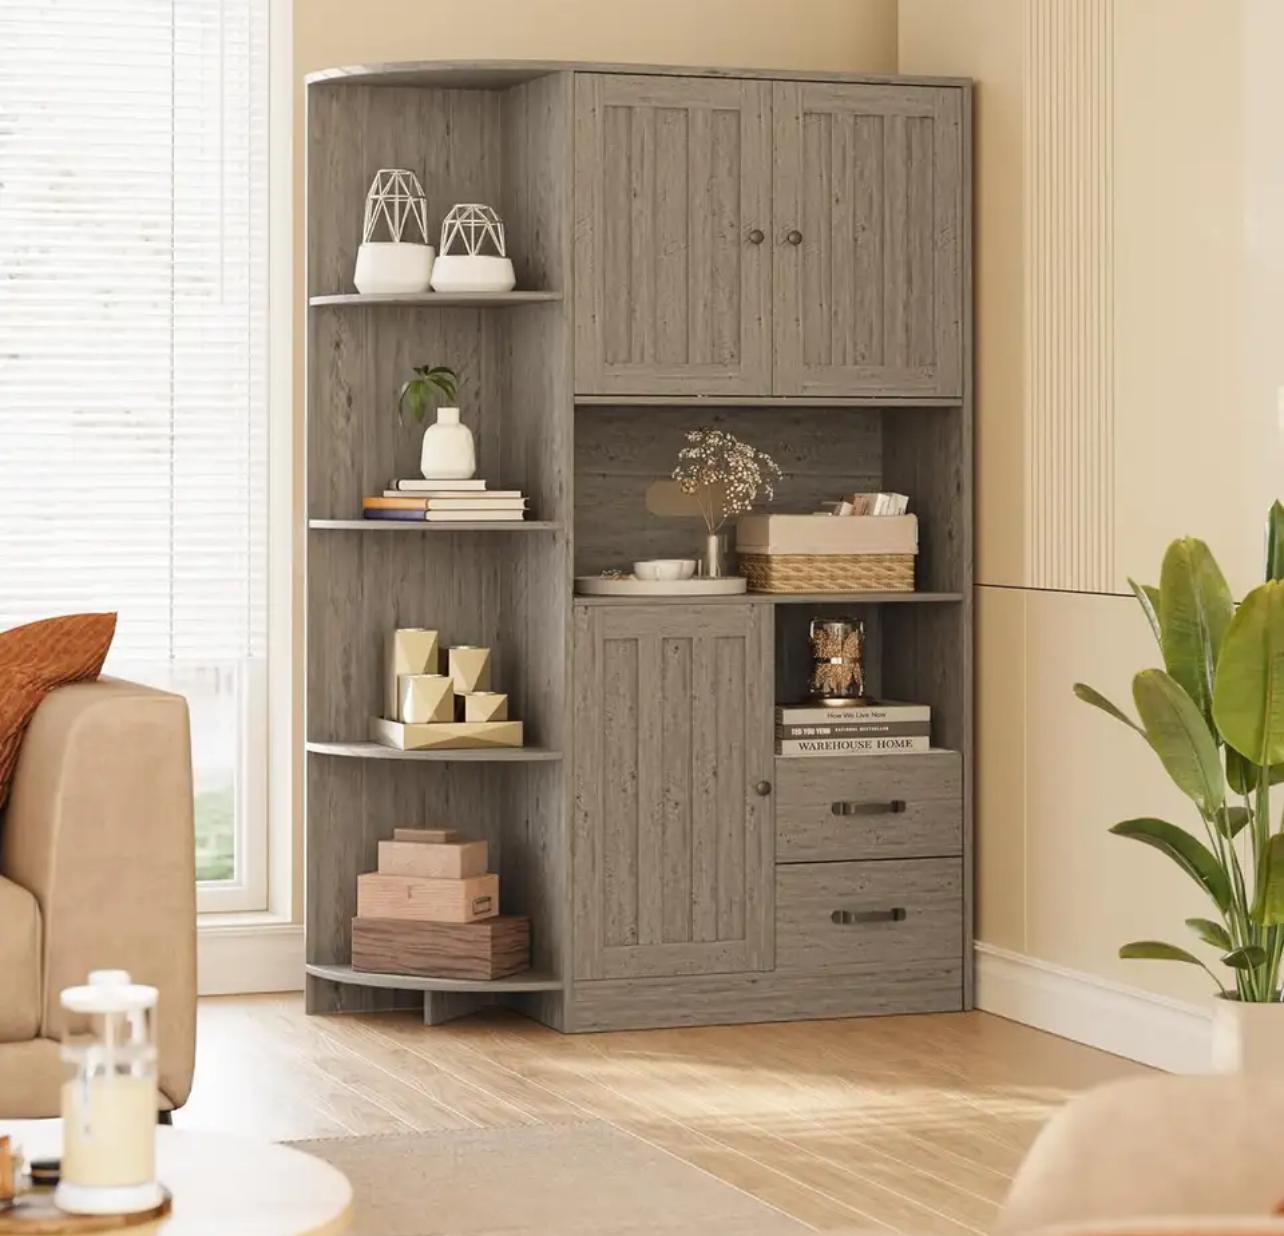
[[361, 168, 430, 244], [438, 203, 508, 257]]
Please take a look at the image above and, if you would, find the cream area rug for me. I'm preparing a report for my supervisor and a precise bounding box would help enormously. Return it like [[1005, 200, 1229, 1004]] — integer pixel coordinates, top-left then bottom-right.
[[293, 1121, 812, 1236]]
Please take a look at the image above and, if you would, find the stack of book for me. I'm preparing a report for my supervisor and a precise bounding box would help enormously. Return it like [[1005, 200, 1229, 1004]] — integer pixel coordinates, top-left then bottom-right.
[[776, 700, 931, 757], [363, 478, 528, 522]]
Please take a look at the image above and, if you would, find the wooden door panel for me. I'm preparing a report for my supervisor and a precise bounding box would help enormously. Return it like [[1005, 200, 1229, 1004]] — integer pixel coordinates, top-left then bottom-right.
[[573, 604, 774, 979], [774, 82, 963, 397], [574, 74, 772, 396]]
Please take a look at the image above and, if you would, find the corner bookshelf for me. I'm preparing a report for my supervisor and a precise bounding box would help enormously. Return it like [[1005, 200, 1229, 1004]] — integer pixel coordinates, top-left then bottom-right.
[[305, 60, 972, 1031]]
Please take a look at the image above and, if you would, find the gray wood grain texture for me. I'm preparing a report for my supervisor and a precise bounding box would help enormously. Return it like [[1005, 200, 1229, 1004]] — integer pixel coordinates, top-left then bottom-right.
[[573, 604, 773, 982], [574, 406, 881, 575], [310, 292, 561, 306], [773, 83, 963, 398], [564, 957, 962, 1032], [306, 77, 574, 1021], [305, 962, 561, 992], [775, 857, 962, 974], [306, 61, 973, 91], [574, 394, 964, 407], [775, 752, 962, 862], [574, 75, 772, 396], [573, 592, 963, 607]]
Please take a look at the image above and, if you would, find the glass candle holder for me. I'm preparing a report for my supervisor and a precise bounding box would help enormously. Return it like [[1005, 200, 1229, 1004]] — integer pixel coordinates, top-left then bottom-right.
[[808, 617, 865, 702]]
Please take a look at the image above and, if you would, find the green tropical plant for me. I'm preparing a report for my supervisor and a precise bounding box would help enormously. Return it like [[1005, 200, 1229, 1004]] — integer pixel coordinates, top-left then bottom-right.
[[397, 363, 458, 424], [1076, 502, 1284, 1001]]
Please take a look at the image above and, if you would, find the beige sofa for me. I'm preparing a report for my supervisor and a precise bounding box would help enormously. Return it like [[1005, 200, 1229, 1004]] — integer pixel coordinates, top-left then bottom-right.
[[0, 678, 197, 1117]]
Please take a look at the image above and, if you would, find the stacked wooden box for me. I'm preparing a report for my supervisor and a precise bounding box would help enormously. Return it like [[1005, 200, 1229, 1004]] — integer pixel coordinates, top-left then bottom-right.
[[371, 627, 524, 750], [352, 829, 531, 980]]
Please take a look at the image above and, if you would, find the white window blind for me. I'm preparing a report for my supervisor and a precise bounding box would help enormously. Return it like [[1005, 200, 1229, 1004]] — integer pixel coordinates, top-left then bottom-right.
[[0, 0, 272, 908]]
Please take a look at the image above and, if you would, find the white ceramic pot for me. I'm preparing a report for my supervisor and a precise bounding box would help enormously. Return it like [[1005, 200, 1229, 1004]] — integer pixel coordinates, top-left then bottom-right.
[[420, 407, 476, 480], [429, 254, 516, 293], [1211, 995, 1284, 1073], [353, 242, 435, 294]]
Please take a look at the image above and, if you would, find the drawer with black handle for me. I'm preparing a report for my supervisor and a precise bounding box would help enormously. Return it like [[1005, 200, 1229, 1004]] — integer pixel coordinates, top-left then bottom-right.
[[775, 752, 962, 863], [775, 857, 962, 974]]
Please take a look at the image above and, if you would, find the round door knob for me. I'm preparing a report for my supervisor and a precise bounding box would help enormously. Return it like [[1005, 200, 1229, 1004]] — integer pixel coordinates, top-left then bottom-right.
[[747, 228, 765, 245], [754, 780, 773, 797], [786, 229, 803, 246]]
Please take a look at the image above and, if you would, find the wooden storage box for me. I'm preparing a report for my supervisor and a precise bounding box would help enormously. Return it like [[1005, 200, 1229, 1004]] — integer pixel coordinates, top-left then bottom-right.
[[736, 514, 917, 593], [352, 915, 531, 980], [379, 837, 488, 879], [357, 872, 500, 923]]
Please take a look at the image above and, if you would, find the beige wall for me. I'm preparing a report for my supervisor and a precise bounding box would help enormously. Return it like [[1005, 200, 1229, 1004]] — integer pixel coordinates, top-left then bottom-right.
[[902, 0, 1284, 1005], [287, 1, 900, 916]]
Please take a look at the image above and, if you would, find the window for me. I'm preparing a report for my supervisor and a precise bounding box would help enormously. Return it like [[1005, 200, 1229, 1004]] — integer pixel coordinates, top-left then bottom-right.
[[0, 0, 273, 912]]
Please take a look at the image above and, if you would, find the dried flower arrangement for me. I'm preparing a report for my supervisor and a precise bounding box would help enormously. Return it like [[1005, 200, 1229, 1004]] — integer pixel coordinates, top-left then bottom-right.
[[672, 429, 782, 534]]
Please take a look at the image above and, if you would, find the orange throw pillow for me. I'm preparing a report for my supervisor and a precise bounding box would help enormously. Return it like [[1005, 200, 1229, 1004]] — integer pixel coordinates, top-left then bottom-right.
[[0, 613, 116, 810]]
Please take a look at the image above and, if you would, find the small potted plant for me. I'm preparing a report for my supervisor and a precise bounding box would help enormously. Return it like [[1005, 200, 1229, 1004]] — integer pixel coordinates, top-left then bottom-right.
[[397, 363, 472, 480], [672, 429, 781, 578], [1076, 502, 1284, 1072]]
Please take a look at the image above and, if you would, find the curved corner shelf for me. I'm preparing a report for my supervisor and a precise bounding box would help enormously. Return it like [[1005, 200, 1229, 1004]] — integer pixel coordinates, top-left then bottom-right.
[[306, 962, 563, 994], [573, 590, 964, 607], [310, 291, 561, 307], [309, 519, 562, 532], [307, 741, 562, 762]]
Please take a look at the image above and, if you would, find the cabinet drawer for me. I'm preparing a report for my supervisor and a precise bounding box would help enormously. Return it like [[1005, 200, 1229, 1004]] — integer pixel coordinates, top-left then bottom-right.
[[776, 858, 961, 974], [775, 752, 961, 862]]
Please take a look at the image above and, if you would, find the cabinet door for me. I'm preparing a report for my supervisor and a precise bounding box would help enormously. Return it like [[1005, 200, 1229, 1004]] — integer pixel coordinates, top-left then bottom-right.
[[573, 604, 774, 980], [773, 83, 964, 398], [574, 74, 772, 396]]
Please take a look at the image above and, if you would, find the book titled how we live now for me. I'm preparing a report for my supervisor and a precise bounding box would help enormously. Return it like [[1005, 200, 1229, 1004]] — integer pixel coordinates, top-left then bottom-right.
[[363, 477, 528, 522], [775, 699, 931, 757]]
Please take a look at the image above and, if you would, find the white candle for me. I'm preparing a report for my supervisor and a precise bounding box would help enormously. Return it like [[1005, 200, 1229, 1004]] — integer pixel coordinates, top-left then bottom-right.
[[60, 1073, 156, 1188]]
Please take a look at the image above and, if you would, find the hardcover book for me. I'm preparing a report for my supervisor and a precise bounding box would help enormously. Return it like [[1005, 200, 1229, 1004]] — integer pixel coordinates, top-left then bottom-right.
[[775, 735, 931, 757], [776, 700, 930, 725], [775, 720, 931, 739]]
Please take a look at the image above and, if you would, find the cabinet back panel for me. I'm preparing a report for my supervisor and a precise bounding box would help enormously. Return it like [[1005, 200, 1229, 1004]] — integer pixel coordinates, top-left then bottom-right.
[[574, 406, 881, 574]]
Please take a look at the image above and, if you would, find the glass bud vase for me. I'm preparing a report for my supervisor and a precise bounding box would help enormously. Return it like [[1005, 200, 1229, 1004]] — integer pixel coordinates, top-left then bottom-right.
[[701, 532, 731, 579]]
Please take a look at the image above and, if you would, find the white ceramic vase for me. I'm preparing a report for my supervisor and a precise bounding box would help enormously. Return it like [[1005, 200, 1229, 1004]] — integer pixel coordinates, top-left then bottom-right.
[[429, 254, 516, 293], [419, 407, 476, 480], [1211, 995, 1284, 1073], [353, 241, 435, 294]]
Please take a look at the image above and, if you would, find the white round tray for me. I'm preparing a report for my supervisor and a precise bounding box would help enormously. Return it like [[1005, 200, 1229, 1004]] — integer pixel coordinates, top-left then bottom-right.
[[575, 575, 748, 597]]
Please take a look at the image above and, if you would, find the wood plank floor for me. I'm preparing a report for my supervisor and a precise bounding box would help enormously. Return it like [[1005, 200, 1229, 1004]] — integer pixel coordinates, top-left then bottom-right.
[[179, 997, 1145, 1235]]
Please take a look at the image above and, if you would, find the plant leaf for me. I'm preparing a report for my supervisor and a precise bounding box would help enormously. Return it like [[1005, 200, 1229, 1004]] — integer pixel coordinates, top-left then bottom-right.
[[1132, 669, 1226, 814], [1266, 501, 1284, 582], [1185, 917, 1232, 950], [1119, 941, 1204, 965], [1226, 748, 1284, 794], [1128, 578, 1163, 647], [1073, 683, 1145, 737], [1214, 805, 1253, 839], [1257, 834, 1284, 926], [1213, 580, 1284, 766], [1159, 538, 1234, 725], [1110, 817, 1232, 912], [1222, 945, 1268, 969]]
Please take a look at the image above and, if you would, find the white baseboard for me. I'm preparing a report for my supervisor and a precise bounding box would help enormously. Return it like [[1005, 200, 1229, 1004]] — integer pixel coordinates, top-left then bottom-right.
[[974, 942, 1213, 1073], [197, 921, 305, 996]]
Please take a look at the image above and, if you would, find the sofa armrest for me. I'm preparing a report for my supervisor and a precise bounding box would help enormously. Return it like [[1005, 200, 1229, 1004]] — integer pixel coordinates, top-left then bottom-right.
[[0, 677, 197, 1107]]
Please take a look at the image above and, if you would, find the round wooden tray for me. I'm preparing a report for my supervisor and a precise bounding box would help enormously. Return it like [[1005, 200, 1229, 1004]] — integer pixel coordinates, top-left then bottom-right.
[[0, 1188, 171, 1233]]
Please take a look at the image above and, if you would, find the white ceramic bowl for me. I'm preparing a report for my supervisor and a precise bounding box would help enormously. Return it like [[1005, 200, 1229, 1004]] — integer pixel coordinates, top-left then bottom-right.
[[353, 242, 435, 294], [633, 559, 697, 582], [429, 254, 516, 293]]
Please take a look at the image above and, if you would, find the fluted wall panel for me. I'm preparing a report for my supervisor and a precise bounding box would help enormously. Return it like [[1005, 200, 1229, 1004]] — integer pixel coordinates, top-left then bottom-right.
[[1024, 0, 1116, 593]]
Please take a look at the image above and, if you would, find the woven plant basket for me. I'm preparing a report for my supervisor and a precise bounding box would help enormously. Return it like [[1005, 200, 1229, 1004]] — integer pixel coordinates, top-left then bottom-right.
[[740, 552, 915, 594]]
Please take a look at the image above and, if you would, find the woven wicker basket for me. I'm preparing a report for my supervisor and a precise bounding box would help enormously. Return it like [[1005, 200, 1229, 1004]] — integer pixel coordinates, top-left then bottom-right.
[[740, 552, 915, 594]]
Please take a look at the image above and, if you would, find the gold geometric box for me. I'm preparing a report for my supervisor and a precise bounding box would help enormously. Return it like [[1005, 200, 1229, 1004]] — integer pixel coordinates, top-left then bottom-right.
[[463, 691, 508, 722], [385, 628, 440, 719], [369, 716, 523, 751], [447, 645, 491, 694]]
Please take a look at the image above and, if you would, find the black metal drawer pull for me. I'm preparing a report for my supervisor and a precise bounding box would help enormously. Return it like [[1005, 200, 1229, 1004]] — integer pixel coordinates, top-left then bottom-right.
[[830, 907, 907, 925], [831, 799, 907, 817]]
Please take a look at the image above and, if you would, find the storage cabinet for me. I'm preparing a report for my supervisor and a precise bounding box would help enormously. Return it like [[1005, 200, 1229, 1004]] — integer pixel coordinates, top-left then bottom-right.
[[572, 604, 774, 979], [775, 752, 962, 863], [772, 83, 964, 398], [574, 75, 964, 399], [573, 74, 773, 396], [775, 858, 962, 975]]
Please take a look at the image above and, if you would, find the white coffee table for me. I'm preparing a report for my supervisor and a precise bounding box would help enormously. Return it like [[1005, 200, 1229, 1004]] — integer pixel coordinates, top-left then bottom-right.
[[0, 1124, 352, 1235]]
